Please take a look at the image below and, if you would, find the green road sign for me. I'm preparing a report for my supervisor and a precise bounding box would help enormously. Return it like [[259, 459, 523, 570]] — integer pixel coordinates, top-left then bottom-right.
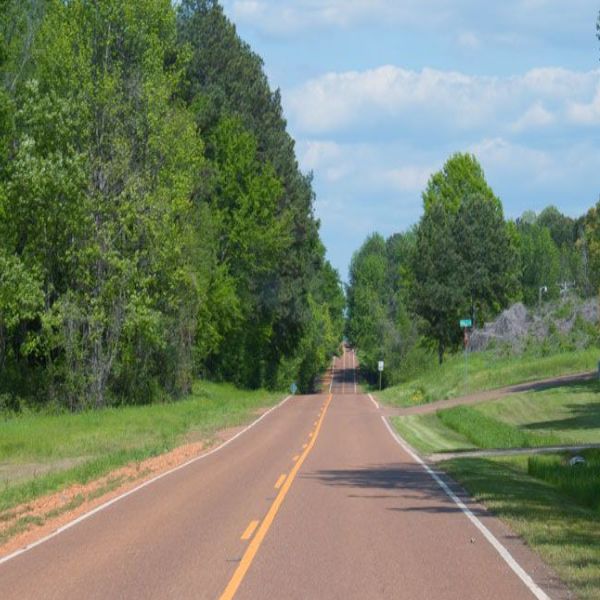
[[459, 319, 472, 328]]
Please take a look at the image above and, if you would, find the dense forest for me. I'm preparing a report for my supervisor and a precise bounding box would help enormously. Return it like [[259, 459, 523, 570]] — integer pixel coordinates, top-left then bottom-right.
[[346, 152, 600, 387], [0, 0, 345, 411]]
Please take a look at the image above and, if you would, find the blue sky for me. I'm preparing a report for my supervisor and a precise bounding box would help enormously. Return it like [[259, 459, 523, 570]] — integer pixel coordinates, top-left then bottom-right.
[[221, 0, 600, 281]]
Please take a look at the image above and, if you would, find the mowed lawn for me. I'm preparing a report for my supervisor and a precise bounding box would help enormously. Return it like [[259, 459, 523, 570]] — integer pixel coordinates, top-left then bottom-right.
[[477, 381, 600, 445], [379, 347, 597, 408], [392, 380, 600, 599], [0, 382, 281, 511], [393, 379, 600, 455]]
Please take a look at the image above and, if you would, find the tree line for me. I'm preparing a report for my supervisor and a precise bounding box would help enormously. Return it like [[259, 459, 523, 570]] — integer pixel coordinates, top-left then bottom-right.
[[346, 152, 600, 387], [0, 0, 344, 411]]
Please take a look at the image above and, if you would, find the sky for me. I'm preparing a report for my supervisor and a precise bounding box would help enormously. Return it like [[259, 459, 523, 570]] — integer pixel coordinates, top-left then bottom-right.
[[220, 0, 600, 281]]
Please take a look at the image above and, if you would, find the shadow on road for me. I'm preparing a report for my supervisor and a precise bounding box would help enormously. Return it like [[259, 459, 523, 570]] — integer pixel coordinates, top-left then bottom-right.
[[303, 463, 490, 517]]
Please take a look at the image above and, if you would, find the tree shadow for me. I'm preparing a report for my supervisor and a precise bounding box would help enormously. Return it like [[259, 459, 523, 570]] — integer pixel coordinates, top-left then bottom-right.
[[304, 458, 600, 588], [303, 463, 493, 519], [529, 379, 600, 395], [524, 402, 600, 432]]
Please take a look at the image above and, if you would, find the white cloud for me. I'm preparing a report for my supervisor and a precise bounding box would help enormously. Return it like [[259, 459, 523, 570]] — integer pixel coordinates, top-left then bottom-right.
[[224, 0, 596, 43], [568, 85, 600, 125], [226, 0, 448, 35], [286, 66, 600, 135], [299, 140, 342, 171], [470, 137, 552, 176], [232, 0, 266, 18], [511, 102, 555, 131], [383, 165, 436, 192], [457, 31, 480, 49]]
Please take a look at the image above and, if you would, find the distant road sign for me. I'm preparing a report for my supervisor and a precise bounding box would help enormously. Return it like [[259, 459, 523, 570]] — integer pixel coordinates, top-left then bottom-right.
[[290, 382, 298, 395], [459, 319, 473, 328], [378, 361, 384, 372]]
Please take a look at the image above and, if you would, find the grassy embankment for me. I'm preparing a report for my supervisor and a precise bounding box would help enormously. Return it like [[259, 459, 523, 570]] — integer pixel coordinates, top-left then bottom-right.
[[379, 347, 597, 408], [391, 378, 600, 599], [393, 379, 600, 454], [0, 382, 281, 513]]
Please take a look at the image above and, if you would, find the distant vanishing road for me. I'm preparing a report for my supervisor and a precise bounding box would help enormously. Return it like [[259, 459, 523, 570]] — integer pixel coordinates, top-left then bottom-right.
[[0, 347, 564, 599]]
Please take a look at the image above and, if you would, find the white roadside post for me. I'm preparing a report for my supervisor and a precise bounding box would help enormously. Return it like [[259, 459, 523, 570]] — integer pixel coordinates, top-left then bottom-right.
[[378, 360, 384, 391]]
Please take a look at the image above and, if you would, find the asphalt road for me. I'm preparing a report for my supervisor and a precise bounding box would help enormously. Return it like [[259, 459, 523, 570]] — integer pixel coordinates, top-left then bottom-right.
[[0, 347, 564, 599]]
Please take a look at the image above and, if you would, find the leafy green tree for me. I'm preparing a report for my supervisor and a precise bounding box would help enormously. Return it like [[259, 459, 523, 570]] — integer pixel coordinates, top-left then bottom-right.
[[582, 201, 600, 294], [412, 201, 463, 364], [516, 221, 561, 305], [423, 153, 495, 213], [537, 206, 576, 248], [0, 0, 207, 408], [177, 0, 333, 389], [455, 194, 520, 322], [413, 154, 517, 363], [0, 0, 341, 409]]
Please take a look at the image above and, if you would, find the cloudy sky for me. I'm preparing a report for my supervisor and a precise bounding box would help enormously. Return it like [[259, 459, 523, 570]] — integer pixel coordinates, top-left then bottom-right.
[[221, 0, 600, 281]]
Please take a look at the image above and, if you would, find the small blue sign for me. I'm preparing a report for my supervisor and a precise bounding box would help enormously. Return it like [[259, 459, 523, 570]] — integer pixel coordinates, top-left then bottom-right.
[[290, 382, 298, 395]]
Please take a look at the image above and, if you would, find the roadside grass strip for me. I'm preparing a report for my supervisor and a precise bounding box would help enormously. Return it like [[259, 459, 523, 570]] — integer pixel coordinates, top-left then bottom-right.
[[393, 380, 600, 456], [438, 406, 561, 449], [0, 382, 280, 513], [441, 455, 600, 600], [476, 380, 600, 445], [379, 347, 597, 408], [528, 449, 600, 513], [392, 414, 476, 455]]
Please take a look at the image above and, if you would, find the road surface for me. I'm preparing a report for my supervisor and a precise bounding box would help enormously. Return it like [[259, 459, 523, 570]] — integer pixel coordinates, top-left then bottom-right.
[[0, 347, 565, 599]]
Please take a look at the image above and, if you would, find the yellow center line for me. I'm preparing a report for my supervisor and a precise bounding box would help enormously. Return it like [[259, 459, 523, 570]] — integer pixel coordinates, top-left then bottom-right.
[[302, 443, 308, 449], [240, 520, 260, 541], [219, 394, 333, 600], [274, 474, 286, 489], [292, 454, 300, 462]]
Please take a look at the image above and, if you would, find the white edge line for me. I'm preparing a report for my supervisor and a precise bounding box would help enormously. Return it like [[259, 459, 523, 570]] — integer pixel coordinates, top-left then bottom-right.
[[381, 416, 550, 600], [368, 393, 379, 409], [0, 394, 293, 567]]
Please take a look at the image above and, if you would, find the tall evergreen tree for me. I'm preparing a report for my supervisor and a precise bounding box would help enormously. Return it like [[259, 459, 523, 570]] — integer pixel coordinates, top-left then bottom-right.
[[413, 154, 518, 363]]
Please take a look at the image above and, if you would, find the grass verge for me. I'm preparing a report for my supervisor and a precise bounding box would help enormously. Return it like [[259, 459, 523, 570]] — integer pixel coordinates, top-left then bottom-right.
[[528, 450, 600, 512], [391, 414, 475, 455], [0, 382, 281, 512], [438, 406, 561, 449], [441, 454, 600, 600], [392, 379, 600, 455], [378, 347, 597, 408]]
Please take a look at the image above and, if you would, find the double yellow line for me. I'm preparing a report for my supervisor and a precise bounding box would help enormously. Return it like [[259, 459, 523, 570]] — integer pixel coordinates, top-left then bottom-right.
[[219, 394, 333, 600]]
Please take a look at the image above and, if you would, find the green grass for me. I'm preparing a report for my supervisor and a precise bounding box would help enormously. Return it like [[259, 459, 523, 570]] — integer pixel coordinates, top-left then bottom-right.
[[441, 455, 600, 600], [392, 414, 475, 455], [0, 382, 280, 512], [438, 406, 561, 449], [378, 347, 597, 408], [392, 379, 600, 456], [477, 380, 600, 445], [528, 450, 600, 513]]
